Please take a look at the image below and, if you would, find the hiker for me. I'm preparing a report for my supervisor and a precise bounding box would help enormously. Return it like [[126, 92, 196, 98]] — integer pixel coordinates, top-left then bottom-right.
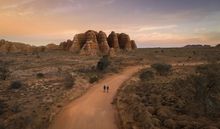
[[103, 85, 106, 92], [106, 85, 109, 93]]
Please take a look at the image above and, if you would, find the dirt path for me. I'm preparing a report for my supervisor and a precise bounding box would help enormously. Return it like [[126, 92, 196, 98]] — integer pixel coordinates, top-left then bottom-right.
[[49, 66, 142, 129], [49, 62, 205, 129]]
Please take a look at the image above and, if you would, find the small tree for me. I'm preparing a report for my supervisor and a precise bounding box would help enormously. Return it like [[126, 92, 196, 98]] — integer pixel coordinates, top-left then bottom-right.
[[10, 81, 23, 89], [64, 73, 75, 89], [36, 73, 44, 78], [89, 75, 99, 83], [97, 55, 110, 71], [151, 63, 172, 75]]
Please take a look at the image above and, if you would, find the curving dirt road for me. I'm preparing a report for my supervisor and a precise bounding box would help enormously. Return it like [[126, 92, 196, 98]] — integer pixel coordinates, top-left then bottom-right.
[[49, 66, 142, 129], [49, 62, 206, 129]]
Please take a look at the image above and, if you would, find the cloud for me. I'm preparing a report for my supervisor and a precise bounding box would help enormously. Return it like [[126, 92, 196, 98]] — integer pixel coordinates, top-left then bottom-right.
[[138, 25, 178, 31]]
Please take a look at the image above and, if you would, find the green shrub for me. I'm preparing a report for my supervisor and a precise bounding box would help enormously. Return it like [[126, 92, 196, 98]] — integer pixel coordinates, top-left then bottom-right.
[[97, 55, 110, 71], [139, 69, 154, 81], [0, 100, 6, 115], [10, 81, 23, 89], [64, 73, 75, 88], [194, 63, 220, 115], [151, 63, 172, 75], [36, 73, 44, 78], [89, 75, 99, 83]]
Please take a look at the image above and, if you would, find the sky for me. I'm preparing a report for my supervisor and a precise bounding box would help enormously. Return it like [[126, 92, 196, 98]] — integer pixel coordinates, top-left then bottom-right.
[[0, 0, 220, 47]]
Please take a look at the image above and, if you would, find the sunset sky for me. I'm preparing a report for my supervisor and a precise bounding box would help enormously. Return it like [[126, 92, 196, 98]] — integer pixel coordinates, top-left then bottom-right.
[[0, 0, 220, 47]]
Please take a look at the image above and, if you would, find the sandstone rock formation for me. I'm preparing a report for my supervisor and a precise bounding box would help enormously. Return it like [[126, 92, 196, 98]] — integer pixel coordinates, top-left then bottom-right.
[[131, 40, 137, 49], [97, 31, 110, 55], [0, 30, 137, 55], [46, 44, 60, 51], [60, 40, 73, 51], [61, 30, 137, 55], [107, 31, 120, 51], [118, 33, 132, 51], [0, 39, 35, 53], [69, 34, 86, 52], [80, 30, 100, 55]]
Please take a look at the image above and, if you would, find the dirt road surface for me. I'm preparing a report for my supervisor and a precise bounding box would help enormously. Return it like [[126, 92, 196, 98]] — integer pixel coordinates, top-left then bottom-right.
[[49, 66, 142, 129], [49, 62, 205, 129]]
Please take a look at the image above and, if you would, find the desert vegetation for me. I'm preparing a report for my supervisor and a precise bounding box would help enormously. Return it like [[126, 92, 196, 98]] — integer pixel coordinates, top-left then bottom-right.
[[0, 46, 219, 129], [115, 63, 220, 129]]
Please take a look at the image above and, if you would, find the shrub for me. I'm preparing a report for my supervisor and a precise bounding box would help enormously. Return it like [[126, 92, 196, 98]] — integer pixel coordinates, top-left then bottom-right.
[[139, 69, 154, 81], [0, 61, 9, 80], [10, 81, 23, 89], [89, 75, 99, 83], [0, 100, 6, 115], [36, 73, 44, 78], [97, 55, 111, 71], [151, 63, 172, 75], [64, 73, 75, 88], [194, 63, 220, 116]]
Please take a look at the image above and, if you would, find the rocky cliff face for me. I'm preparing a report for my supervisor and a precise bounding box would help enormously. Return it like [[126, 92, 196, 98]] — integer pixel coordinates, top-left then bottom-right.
[[62, 30, 137, 55]]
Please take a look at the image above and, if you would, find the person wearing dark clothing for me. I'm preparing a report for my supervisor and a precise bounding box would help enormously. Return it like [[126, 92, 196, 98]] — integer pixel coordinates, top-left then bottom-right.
[[106, 85, 109, 93], [103, 85, 106, 92]]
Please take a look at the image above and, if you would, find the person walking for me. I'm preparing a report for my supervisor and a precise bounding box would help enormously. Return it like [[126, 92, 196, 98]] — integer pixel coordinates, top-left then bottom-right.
[[106, 85, 109, 93], [103, 85, 106, 92]]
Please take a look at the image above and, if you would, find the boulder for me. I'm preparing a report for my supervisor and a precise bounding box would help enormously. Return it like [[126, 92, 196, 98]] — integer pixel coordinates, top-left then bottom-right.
[[97, 31, 110, 55]]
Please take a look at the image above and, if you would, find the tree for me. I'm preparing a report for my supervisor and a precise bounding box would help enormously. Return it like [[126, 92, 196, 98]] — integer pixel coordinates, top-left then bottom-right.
[[97, 55, 111, 71], [151, 63, 172, 75]]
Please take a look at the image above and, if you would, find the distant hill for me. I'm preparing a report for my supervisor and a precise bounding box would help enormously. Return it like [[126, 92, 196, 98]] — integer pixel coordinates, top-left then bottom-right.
[[0, 39, 60, 53], [215, 44, 220, 48], [183, 44, 211, 48]]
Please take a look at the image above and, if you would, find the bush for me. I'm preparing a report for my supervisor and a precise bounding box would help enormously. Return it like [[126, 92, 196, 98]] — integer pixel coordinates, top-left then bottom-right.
[[64, 73, 75, 88], [10, 81, 23, 89], [151, 63, 172, 75], [194, 63, 220, 115], [89, 75, 99, 83], [139, 69, 154, 81], [0, 61, 9, 80], [36, 73, 44, 78], [0, 100, 6, 115], [97, 55, 111, 71]]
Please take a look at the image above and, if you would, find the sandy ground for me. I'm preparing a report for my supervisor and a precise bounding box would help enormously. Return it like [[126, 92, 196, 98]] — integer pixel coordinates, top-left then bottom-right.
[[48, 66, 142, 129]]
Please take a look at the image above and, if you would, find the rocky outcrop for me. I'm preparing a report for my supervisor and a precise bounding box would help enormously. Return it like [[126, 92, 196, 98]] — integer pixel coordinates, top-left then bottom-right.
[[118, 33, 132, 51], [80, 30, 99, 55], [69, 33, 86, 52], [46, 44, 60, 51], [61, 30, 137, 55], [0, 30, 137, 55], [107, 31, 120, 51], [59, 40, 73, 51], [131, 40, 137, 49], [98, 31, 110, 55], [0, 39, 35, 53]]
